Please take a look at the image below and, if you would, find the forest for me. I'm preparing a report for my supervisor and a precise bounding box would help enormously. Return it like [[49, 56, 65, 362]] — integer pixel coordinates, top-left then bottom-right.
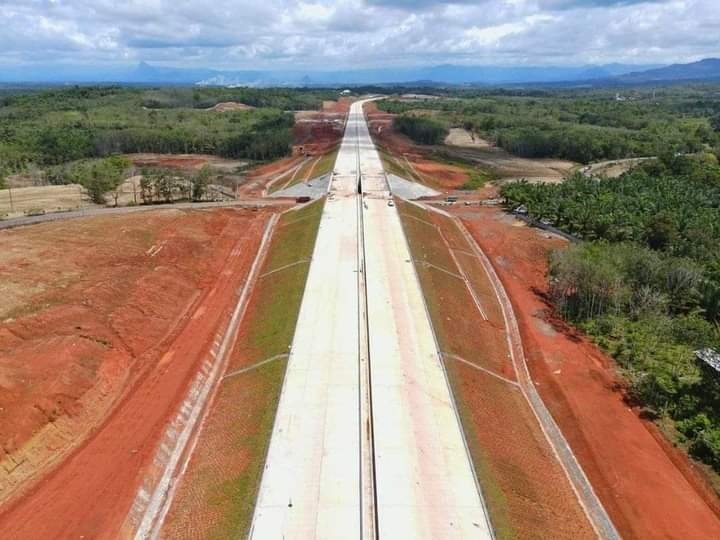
[[379, 85, 720, 163], [0, 86, 337, 173], [501, 153, 720, 472]]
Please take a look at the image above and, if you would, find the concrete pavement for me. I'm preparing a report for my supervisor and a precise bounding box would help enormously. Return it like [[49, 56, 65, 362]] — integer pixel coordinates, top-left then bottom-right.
[[250, 99, 492, 539]]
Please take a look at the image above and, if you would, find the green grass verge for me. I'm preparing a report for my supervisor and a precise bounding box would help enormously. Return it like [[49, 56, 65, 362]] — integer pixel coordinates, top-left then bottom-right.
[[262, 199, 324, 272]]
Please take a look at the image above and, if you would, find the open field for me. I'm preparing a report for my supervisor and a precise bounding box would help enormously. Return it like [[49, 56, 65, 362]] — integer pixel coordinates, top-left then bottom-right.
[[454, 205, 720, 539], [0, 184, 94, 219], [0, 207, 273, 538], [445, 127, 493, 149], [126, 153, 248, 173], [397, 200, 596, 539], [441, 144, 576, 183], [160, 199, 323, 538]]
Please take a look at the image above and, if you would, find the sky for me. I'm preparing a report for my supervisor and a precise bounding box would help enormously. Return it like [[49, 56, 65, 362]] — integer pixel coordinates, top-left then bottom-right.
[[0, 0, 717, 70]]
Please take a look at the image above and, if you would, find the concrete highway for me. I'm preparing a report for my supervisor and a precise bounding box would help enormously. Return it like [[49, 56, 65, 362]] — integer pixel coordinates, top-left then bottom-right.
[[250, 100, 492, 539]]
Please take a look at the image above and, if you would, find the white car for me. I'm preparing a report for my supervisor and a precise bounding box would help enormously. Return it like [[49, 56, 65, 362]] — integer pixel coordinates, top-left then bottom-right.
[[387, 199, 395, 207]]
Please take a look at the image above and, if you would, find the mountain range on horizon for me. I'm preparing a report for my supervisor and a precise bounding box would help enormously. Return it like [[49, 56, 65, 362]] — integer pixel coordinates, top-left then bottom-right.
[[0, 58, 718, 87]]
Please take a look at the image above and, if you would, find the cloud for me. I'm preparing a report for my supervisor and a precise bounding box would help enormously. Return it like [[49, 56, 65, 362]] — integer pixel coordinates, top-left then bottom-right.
[[0, 0, 715, 69]]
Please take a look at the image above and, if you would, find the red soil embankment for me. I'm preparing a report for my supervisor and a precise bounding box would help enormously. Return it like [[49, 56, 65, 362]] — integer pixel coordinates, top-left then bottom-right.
[[0, 208, 272, 538], [457, 206, 720, 540]]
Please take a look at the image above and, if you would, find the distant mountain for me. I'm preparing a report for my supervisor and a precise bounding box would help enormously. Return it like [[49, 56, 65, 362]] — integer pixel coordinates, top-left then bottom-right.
[[617, 58, 720, 83], [0, 61, 662, 86]]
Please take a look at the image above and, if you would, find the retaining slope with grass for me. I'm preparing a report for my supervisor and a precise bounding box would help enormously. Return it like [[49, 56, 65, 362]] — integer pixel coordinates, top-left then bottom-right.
[[397, 199, 596, 540], [160, 199, 324, 539]]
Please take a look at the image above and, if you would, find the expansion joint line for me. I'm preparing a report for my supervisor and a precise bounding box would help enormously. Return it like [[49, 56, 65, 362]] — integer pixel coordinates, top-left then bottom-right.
[[259, 259, 310, 278], [222, 354, 289, 380], [355, 114, 379, 540], [442, 352, 520, 387]]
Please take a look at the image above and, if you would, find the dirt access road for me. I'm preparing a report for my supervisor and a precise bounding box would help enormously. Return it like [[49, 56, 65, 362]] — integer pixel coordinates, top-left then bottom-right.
[[0, 208, 274, 538], [250, 100, 491, 538]]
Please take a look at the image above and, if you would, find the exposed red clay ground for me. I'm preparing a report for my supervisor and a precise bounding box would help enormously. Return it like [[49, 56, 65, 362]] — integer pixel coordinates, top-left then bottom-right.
[[293, 104, 346, 156], [0, 207, 273, 538], [455, 205, 720, 540], [126, 153, 246, 172], [398, 200, 594, 539], [365, 102, 474, 191]]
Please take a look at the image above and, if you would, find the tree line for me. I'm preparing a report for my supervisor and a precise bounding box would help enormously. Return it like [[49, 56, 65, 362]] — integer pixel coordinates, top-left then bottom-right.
[[380, 86, 720, 163], [0, 86, 340, 173], [393, 115, 449, 145]]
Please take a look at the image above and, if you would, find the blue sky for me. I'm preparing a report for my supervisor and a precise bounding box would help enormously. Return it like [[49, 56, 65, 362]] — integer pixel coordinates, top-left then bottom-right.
[[0, 0, 717, 69]]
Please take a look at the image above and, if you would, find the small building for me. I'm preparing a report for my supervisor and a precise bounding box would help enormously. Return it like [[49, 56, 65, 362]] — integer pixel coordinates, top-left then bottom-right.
[[340, 89, 351, 96]]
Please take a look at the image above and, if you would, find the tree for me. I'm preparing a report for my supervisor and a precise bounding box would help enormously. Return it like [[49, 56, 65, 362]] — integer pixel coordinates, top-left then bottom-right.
[[192, 165, 211, 201], [645, 212, 678, 250], [72, 156, 130, 205]]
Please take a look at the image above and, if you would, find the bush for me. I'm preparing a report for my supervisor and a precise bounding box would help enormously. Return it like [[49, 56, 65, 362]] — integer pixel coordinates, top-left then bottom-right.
[[393, 115, 448, 145]]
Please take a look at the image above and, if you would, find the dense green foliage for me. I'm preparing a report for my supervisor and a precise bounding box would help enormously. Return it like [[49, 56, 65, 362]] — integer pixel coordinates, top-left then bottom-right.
[[0, 86, 336, 172], [380, 86, 720, 163], [501, 154, 720, 472], [393, 114, 449, 145], [66, 155, 131, 203]]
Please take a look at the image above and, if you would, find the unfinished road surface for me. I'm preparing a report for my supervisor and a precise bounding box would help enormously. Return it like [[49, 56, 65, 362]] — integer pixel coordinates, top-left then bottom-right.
[[250, 100, 492, 538]]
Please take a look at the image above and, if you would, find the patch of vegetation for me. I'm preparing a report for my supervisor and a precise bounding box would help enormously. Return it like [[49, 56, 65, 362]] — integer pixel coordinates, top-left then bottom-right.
[[0, 86, 338, 173], [380, 85, 720, 163], [393, 114, 449, 145], [431, 152, 493, 190], [501, 153, 720, 474]]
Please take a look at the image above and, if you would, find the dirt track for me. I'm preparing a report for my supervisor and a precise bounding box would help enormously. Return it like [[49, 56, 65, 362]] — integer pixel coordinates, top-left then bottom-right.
[[456, 206, 720, 539], [0, 208, 272, 538]]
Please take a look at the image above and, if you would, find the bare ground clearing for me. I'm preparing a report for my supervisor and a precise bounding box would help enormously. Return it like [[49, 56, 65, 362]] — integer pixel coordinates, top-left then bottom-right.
[[0, 207, 272, 538]]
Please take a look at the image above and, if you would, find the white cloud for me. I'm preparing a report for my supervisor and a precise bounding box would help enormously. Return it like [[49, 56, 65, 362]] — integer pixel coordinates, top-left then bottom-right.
[[0, 0, 715, 69]]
